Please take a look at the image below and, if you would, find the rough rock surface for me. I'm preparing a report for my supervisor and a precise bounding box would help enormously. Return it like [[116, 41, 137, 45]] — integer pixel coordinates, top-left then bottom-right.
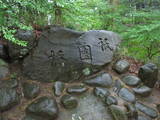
[[26, 96, 59, 120], [84, 73, 113, 87], [23, 27, 121, 82], [0, 87, 19, 111], [138, 63, 158, 88], [0, 59, 9, 80], [23, 82, 40, 99]]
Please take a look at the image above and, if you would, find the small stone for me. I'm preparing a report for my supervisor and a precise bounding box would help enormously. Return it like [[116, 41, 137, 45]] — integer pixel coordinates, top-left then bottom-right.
[[122, 75, 141, 86], [26, 96, 59, 120], [118, 88, 136, 103], [61, 95, 78, 109], [138, 63, 158, 88], [0, 59, 9, 80], [93, 87, 110, 102], [114, 60, 130, 74], [67, 85, 88, 95], [84, 73, 113, 88], [23, 82, 40, 99], [109, 105, 128, 120], [132, 85, 152, 97], [105, 96, 118, 106], [138, 115, 151, 120], [53, 81, 65, 96], [0, 87, 19, 111], [135, 102, 158, 118]]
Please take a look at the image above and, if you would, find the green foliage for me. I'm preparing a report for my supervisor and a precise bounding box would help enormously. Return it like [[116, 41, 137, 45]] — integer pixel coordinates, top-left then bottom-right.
[[0, 0, 160, 62]]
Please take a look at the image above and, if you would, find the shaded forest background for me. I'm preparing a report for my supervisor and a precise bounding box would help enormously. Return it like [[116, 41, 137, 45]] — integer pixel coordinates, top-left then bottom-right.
[[0, 0, 160, 64]]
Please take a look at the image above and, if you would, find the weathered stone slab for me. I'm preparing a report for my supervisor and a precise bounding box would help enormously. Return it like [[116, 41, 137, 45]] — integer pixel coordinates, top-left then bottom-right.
[[23, 27, 121, 82]]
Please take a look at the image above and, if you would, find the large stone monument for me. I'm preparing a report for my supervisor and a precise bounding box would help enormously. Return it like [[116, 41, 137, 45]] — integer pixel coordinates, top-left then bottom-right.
[[23, 26, 121, 82]]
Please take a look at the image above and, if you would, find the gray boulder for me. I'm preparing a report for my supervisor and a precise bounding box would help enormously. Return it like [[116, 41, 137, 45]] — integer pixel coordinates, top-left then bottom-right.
[[26, 96, 59, 120], [138, 63, 158, 88], [23, 27, 121, 82]]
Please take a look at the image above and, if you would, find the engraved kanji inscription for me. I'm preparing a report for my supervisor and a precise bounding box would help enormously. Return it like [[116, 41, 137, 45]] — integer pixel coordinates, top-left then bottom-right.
[[47, 49, 65, 66], [78, 45, 92, 62], [98, 38, 113, 51]]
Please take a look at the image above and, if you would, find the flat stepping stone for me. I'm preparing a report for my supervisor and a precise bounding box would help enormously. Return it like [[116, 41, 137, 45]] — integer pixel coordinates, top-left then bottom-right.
[[105, 96, 118, 106], [67, 85, 88, 95], [61, 95, 78, 109], [53, 81, 65, 97], [122, 75, 141, 86], [135, 102, 158, 119], [114, 60, 130, 74], [0, 87, 19, 111], [132, 85, 152, 97], [93, 87, 110, 102], [26, 97, 59, 119], [109, 105, 128, 120], [23, 82, 40, 99], [118, 88, 136, 103], [84, 73, 113, 88]]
